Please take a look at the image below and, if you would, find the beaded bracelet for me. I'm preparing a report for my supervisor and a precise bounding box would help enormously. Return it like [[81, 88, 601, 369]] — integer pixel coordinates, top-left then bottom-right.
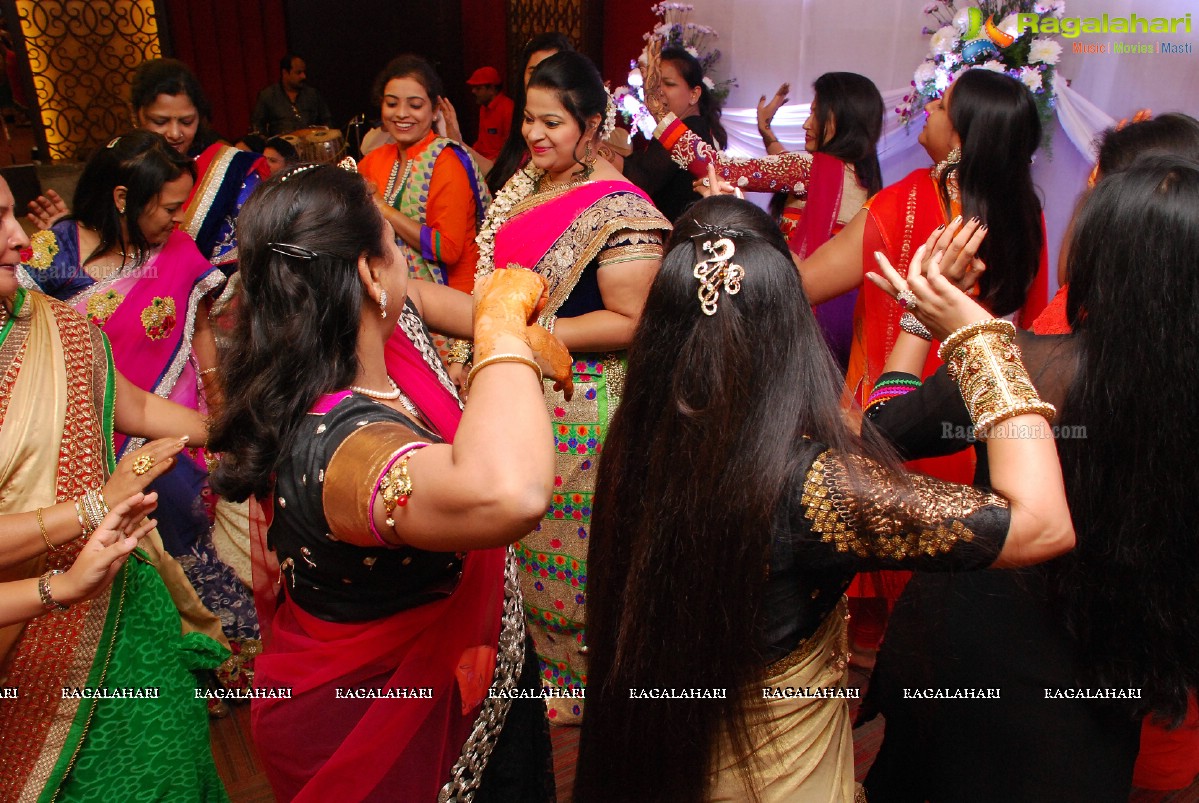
[[899, 311, 932, 341], [538, 314, 557, 335], [464, 353, 543, 395]]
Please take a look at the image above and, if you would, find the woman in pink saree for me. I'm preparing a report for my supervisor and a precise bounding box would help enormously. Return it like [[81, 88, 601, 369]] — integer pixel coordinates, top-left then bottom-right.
[[474, 51, 671, 725], [209, 163, 568, 801], [17, 130, 257, 675]]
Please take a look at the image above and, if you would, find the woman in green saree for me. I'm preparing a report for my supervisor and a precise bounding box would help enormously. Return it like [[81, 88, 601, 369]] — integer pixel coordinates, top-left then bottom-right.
[[0, 175, 227, 801]]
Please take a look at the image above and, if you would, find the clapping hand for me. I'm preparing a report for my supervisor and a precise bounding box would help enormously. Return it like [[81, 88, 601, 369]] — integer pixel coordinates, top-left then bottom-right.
[[866, 242, 991, 342]]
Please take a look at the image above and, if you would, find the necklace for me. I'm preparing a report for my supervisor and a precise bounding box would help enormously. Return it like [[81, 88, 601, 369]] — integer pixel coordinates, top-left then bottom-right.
[[350, 376, 402, 400], [383, 154, 413, 207]]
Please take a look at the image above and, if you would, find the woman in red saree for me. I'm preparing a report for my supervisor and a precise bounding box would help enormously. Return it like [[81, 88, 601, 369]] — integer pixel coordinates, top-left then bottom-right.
[[209, 164, 571, 800], [473, 51, 671, 725], [648, 70, 885, 371]]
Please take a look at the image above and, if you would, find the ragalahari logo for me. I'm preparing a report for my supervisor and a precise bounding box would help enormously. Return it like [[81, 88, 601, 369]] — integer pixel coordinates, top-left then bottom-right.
[[1018, 12, 1191, 38]]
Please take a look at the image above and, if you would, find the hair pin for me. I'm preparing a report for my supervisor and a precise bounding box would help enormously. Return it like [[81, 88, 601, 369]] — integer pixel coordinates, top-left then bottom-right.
[[279, 164, 320, 182], [337, 155, 358, 173], [693, 237, 744, 316], [267, 242, 321, 260], [106, 136, 121, 149]]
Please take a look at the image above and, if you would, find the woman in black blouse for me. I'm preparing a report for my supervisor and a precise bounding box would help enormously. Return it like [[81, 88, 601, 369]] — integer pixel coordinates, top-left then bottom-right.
[[621, 46, 728, 222], [861, 155, 1199, 801], [208, 164, 570, 801], [573, 195, 1074, 802]]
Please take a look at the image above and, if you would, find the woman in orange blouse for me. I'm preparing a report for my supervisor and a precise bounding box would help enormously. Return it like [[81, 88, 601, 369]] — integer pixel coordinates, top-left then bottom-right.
[[358, 55, 490, 293]]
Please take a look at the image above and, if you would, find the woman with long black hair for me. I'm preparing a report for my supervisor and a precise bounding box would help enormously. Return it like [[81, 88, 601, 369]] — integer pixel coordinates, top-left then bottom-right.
[[574, 195, 1073, 802], [861, 154, 1199, 801]]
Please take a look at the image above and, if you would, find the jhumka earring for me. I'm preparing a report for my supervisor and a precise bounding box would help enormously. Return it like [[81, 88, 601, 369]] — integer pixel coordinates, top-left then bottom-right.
[[934, 146, 962, 180]]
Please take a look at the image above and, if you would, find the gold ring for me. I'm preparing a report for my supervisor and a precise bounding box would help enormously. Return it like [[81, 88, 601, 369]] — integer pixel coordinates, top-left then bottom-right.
[[132, 454, 154, 476]]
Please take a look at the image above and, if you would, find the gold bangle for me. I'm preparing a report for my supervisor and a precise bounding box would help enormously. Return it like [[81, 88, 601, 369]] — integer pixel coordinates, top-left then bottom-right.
[[937, 318, 1016, 363], [465, 353, 543, 394], [73, 499, 88, 537], [36, 508, 58, 553], [944, 328, 1055, 439], [197, 367, 218, 378]]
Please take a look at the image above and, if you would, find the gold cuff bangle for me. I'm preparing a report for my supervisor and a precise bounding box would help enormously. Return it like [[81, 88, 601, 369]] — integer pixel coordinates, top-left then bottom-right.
[[464, 353, 543, 394], [937, 318, 1016, 363], [942, 326, 1056, 439], [36, 508, 58, 553]]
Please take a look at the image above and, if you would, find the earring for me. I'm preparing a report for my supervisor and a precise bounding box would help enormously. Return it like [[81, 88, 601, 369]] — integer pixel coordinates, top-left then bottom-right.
[[933, 146, 962, 180], [583, 141, 596, 166], [379, 289, 389, 319], [117, 206, 126, 215]]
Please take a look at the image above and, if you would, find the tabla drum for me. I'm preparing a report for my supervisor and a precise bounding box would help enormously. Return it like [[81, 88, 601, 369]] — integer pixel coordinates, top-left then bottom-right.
[[293, 127, 345, 164]]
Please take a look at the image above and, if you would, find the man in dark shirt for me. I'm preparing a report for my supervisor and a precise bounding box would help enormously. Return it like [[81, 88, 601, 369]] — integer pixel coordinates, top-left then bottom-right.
[[250, 54, 333, 137]]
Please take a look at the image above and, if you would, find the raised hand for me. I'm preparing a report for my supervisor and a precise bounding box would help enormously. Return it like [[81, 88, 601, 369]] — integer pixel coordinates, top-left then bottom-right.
[[866, 244, 991, 342], [438, 97, 463, 145], [921, 215, 987, 292], [102, 436, 188, 506], [54, 492, 159, 606], [642, 39, 668, 121], [757, 82, 790, 132], [27, 190, 69, 230], [472, 267, 549, 359]]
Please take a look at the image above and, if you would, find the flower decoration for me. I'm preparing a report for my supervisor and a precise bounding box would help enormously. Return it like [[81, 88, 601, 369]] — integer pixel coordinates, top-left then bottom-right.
[[612, 2, 737, 138], [901, 0, 1063, 149], [140, 296, 176, 341]]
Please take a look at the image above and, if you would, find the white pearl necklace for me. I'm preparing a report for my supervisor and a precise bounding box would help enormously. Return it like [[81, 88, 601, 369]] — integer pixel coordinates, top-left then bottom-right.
[[350, 376, 402, 400]]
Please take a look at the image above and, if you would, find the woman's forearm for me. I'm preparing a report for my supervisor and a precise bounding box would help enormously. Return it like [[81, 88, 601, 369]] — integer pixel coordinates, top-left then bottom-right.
[[552, 310, 638, 353], [0, 504, 88, 569], [114, 371, 208, 445], [988, 415, 1075, 567]]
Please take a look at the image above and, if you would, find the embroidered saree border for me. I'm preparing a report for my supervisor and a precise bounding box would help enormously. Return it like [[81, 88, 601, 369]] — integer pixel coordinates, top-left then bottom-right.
[[0, 294, 117, 801]]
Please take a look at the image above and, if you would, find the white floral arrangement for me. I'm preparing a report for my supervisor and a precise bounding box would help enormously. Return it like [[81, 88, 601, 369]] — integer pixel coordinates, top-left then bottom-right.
[[612, 2, 736, 139], [901, 0, 1064, 147]]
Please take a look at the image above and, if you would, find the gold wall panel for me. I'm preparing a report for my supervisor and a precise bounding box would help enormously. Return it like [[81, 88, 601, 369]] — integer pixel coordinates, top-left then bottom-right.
[[15, 0, 161, 161]]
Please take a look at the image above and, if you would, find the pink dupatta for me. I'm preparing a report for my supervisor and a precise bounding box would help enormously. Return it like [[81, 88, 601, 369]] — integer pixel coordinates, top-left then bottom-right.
[[66, 228, 221, 454], [494, 180, 654, 279]]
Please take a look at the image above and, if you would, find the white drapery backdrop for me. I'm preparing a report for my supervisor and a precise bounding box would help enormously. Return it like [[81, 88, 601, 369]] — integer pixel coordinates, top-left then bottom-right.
[[683, 0, 1199, 289]]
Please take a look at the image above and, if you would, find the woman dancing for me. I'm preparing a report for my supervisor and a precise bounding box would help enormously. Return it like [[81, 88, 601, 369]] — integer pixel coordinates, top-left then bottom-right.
[[574, 196, 1073, 802], [209, 163, 570, 801], [474, 50, 671, 724]]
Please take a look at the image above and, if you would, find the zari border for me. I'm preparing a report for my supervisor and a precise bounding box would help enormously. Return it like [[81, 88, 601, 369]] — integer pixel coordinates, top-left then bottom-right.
[[0, 289, 30, 428], [182, 146, 238, 243], [529, 193, 669, 319], [0, 295, 116, 801]]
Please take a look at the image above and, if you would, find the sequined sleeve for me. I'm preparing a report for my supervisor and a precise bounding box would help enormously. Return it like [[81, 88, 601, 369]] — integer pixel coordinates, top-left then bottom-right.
[[790, 448, 1010, 571], [653, 113, 813, 195], [598, 228, 664, 267]]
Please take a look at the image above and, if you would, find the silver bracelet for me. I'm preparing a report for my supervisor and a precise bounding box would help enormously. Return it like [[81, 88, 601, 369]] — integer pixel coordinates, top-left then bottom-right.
[[899, 311, 932, 341]]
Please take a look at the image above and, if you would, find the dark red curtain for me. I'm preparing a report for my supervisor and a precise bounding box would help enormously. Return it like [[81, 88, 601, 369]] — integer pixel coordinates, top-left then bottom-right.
[[160, 0, 287, 141]]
